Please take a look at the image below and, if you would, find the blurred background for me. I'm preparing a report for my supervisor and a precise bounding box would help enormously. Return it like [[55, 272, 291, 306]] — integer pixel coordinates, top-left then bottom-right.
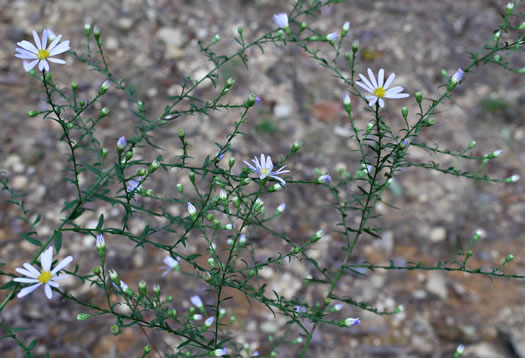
[[0, 0, 524, 357]]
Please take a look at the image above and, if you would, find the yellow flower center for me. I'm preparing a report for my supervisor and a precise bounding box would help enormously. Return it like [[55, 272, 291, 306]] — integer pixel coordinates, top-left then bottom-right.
[[37, 49, 50, 60], [373, 87, 386, 98], [38, 270, 52, 284], [261, 168, 269, 175]]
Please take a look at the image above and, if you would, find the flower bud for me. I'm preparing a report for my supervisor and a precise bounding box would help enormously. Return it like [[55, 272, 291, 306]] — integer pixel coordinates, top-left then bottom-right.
[[519, 22, 525, 30], [92, 265, 101, 275], [138, 280, 147, 296], [153, 284, 160, 297], [352, 39, 359, 52], [168, 309, 177, 318], [341, 317, 360, 327], [99, 80, 111, 95], [206, 213, 214, 222], [149, 159, 160, 173], [453, 344, 465, 358], [145, 189, 153, 197], [241, 178, 251, 185], [27, 110, 39, 118], [232, 197, 240, 208], [187, 202, 197, 219], [143, 345, 152, 354], [276, 203, 286, 215], [401, 107, 408, 118], [213, 220, 221, 231], [311, 230, 325, 243], [487, 149, 503, 159], [178, 129, 185, 140], [415, 91, 423, 104], [227, 157, 235, 169], [326, 32, 338, 42], [473, 230, 483, 241], [208, 257, 216, 269], [291, 140, 302, 153], [211, 34, 221, 45], [111, 324, 120, 336], [237, 26, 243, 35], [317, 174, 331, 184], [188, 171, 195, 184], [72, 82, 78, 92], [268, 183, 283, 192], [93, 25, 101, 41], [96, 233, 106, 259], [77, 313, 92, 321], [117, 136, 126, 152], [225, 77, 234, 88], [247, 93, 257, 107], [98, 107, 109, 119], [342, 21, 350, 37], [467, 140, 477, 150], [84, 23, 91, 36], [493, 30, 501, 43], [300, 22, 308, 32], [343, 93, 351, 112], [253, 198, 264, 213], [505, 254, 514, 263], [505, 174, 520, 183], [176, 183, 183, 193], [423, 118, 436, 127]]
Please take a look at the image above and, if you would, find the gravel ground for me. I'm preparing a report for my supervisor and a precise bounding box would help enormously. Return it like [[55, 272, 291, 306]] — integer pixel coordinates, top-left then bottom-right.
[[1, 0, 524, 357]]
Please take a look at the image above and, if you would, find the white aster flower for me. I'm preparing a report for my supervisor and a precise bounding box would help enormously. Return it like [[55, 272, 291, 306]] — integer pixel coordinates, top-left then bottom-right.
[[273, 13, 289, 29], [356, 68, 409, 108], [160, 256, 180, 277], [13, 246, 73, 299], [244, 154, 290, 185], [15, 29, 70, 72]]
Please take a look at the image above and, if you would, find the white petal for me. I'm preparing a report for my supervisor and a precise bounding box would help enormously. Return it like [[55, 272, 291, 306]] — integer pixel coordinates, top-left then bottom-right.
[[41, 246, 54, 271], [17, 283, 42, 298], [16, 48, 38, 58], [23, 60, 39, 72], [271, 175, 287, 186], [47, 280, 60, 288], [379, 98, 385, 108], [385, 93, 409, 99], [44, 284, 53, 299], [42, 60, 50, 72], [52, 274, 70, 281], [47, 34, 62, 51], [13, 277, 40, 284], [17, 40, 38, 54], [51, 256, 73, 274], [15, 267, 38, 278], [367, 68, 378, 89], [383, 73, 396, 90], [368, 96, 378, 106], [384, 86, 404, 95], [48, 58, 66, 64], [22, 263, 41, 277], [49, 41, 70, 56], [41, 29, 48, 50], [358, 73, 376, 91], [378, 69, 384, 88], [32, 30, 42, 50], [38, 60, 46, 71], [355, 81, 374, 93]]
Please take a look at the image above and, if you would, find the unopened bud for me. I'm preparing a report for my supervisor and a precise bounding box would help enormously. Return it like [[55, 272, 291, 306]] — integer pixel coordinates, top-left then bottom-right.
[[92, 265, 101, 275], [311, 230, 325, 243], [99, 80, 110, 95], [176, 183, 183, 193], [77, 313, 92, 321], [505, 174, 520, 183], [111, 324, 120, 335], [93, 25, 101, 41], [237, 26, 243, 35], [27, 110, 39, 118], [208, 257, 216, 269], [467, 140, 477, 150], [137, 168, 147, 177], [401, 107, 408, 118], [84, 23, 91, 36], [211, 34, 221, 45], [342, 21, 350, 37], [352, 40, 359, 52], [473, 230, 483, 241], [72, 81, 78, 91], [505, 254, 514, 263], [247, 93, 257, 107], [138, 280, 147, 296], [415, 91, 423, 104], [344, 93, 351, 112], [149, 159, 160, 173], [188, 171, 195, 184], [229, 157, 236, 169], [291, 140, 303, 153], [98, 107, 109, 119], [232, 197, 240, 208]]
